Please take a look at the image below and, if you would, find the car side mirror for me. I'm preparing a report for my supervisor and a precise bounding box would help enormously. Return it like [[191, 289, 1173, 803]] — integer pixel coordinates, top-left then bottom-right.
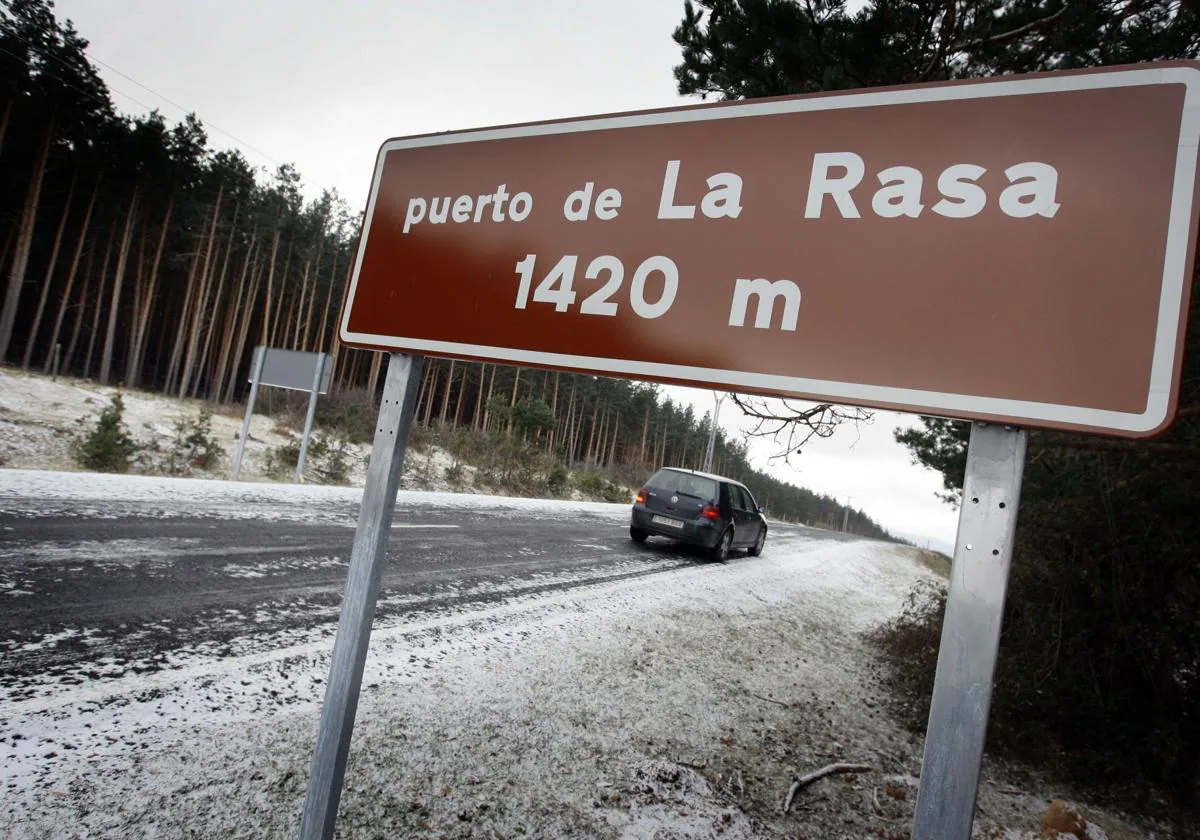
[[758, 506, 765, 514]]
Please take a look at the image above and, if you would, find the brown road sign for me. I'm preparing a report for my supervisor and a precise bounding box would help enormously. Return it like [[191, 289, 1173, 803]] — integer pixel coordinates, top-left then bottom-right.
[[340, 61, 1200, 438]]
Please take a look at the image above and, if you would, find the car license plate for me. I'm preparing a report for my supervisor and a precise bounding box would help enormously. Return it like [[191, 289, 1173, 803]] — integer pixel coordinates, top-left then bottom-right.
[[651, 515, 685, 529]]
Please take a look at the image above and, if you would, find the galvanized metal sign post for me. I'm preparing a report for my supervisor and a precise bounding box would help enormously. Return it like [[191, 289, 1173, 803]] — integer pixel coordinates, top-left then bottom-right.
[[299, 352, 422, 839], [300, 62, 1200, 840], [911, 422, 1027, 837]]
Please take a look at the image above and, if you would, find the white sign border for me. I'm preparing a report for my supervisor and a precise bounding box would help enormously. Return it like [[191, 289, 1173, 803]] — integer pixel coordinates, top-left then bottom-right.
[[341, 64, 1200, 436]]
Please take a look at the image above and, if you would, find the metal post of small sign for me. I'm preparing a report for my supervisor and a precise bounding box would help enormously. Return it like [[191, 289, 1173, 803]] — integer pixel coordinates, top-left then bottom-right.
[[294, 353, 328, 483], [233, 346, 266, 480], [299, 352, 424, 840], [911, 421, 1028, 840]]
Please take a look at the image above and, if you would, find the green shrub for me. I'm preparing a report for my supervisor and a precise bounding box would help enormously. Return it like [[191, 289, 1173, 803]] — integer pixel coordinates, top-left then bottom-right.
[[168, 409, 224, 473], [444, 461, 467, 489], [547, 465, 570, 496], [266, 433, 352, 483], [316, 436, 352, 484], [574, 471, 631, 503], [313, 387, 377, 445], [73, 394, 140, 473]]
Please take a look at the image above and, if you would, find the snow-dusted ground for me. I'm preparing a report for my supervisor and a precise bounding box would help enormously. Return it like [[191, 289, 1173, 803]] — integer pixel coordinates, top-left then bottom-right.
[[0, 367, 497, 494], [0, 473, 1157, 838]]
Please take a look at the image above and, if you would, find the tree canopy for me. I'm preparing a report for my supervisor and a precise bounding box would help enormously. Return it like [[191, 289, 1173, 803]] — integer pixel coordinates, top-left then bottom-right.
[[669, 0, 1200, 811]]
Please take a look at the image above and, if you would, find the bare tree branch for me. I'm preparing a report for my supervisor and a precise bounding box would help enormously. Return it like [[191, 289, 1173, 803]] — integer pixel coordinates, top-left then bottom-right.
[[782, 763, 876, 813], [730, 393, 873, 463], [950, 5, 1068, 52], [921, 1, 959, 80]]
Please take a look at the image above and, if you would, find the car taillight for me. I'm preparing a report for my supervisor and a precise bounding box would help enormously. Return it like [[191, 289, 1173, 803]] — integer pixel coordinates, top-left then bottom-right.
[[635, 488, 647, 504], [701, 504, 720, 520]]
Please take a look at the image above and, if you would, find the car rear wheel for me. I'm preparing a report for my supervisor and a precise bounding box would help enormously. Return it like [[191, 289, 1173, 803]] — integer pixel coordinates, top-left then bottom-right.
[[748, 527, 766, 557], [630, 526, 648, 543], [709, 528, 733, 562]]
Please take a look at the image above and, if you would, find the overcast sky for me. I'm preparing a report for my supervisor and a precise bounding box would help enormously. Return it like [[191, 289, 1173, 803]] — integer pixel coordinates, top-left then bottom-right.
[[51, 0, 960, 553]]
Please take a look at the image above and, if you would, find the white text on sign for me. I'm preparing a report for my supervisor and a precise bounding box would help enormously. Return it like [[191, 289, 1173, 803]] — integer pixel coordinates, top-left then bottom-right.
[[513, 254, 801, 332], [398, 154, 1061, 236]]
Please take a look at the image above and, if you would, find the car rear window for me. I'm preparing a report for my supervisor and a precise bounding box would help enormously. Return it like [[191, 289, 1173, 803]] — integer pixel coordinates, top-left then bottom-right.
[[647, 469, 718, 501]]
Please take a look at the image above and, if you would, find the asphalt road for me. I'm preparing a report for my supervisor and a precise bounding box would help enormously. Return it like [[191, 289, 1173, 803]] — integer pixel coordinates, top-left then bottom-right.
[[0, 494, 848, 698]]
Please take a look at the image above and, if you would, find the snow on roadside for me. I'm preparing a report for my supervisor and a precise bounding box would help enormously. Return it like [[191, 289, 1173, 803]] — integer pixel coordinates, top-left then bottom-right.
[[0, 514, 939, 839], [0, 367, 326, 482], [0, 467, 632, 522], [1, 471, 1154, 838], [0, 367, 628, 499]]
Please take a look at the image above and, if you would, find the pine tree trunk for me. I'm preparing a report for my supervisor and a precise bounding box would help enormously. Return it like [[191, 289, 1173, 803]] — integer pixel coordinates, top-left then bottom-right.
[[183, 238, 224, 397], [63, 245, 96, 374], [0, 227, 14, 284], [300, 263, 316, 351], [261, 224, 281, 344], [99, 187, 141, 385], [562, 382, 577, 463], [608, 411, 621, 466], [592, 400, 609, 463], [127, 221, 148, 372], [223, 249, 264, 404], [293, 260, 310, 350], [573, 410, 587, 463], [482, 364, 497, 432], [22, 167, 77, 369], [366, 350, 383, 395], [43, 174, 100, 373], [454, 366, 468, 427], [473, 363, 488, 430], [439, 360, 456, 424], [211, 233, 256, 401], [506, 368, 521, 435], [585, 399, 602, 464], [0, 119, 55, 362], [126, 189, 174, 387], [314, 252, 337, 353], [193, 203, 241, 398], [413, 360, 432, 422], [83, 225, 117, 379], [421, 360, 439, 426], [163, 211, 210, 393], [177, 185, 225, 398], [640, 406, 650, 464], [301, 231, 325, 352], [268, 240, 292, 348], [327, 259, 354, 390], [0, 96, 13, 159], [547, 372, 560, 451]]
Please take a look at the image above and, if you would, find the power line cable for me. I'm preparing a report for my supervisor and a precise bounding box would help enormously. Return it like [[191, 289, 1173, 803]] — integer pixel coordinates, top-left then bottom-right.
[[85, 51, 321, 188], [0, 23, 335, 197]]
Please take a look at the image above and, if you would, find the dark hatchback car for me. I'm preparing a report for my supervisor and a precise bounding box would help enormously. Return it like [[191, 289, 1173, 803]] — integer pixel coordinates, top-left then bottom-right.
[[629, 467, 767, 562]]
